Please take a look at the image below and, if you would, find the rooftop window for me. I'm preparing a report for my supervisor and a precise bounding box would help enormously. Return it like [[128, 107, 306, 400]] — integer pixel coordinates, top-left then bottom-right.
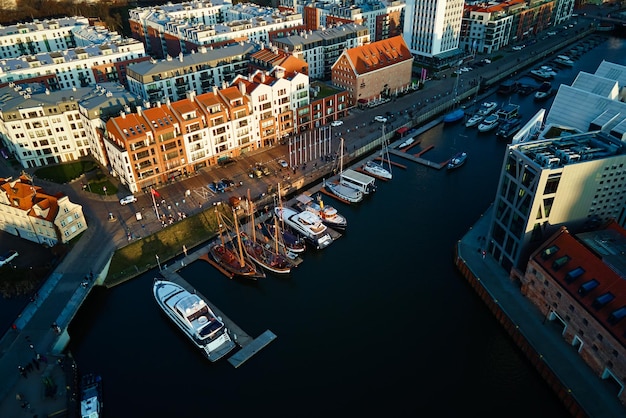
[[565, 267, 585, 284], [552, 255, 570, 271], [608, 306, 626, 325], [541, 245, 559, 260], [578, 279, 599, 297], [592, 292, 615, 310]]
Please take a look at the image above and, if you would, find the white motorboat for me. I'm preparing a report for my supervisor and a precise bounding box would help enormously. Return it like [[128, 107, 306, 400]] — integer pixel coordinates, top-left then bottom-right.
[[447, 152, 467, 170], [153, 280, 237, 362], [465, 113, 484, 128], [476, 101, 498, 116], [275, 206, 333, 249], [477, 114, 499, 132], [80, 373, 103, 418], [398, 137, 414, 149], [295, 194, 347, 230]]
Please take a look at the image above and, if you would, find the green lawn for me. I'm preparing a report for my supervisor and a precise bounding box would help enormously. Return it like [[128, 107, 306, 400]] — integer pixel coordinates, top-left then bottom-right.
[[103, 205, 233, 287], [34, 160, 98, 183]]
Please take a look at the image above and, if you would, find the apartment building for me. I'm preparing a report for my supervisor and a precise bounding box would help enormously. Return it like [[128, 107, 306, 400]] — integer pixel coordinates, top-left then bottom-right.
[[129, 0, 303, 59], [296, 81, 350, 131], [248, 46, 309, 76], [0, 84, 93, 169], [233, 67, 309, 144], [78, 83, 140, 169], [518, 222, 626, 405], [0, 174, 87, 246], [331, 35, 413, 107], [0, 17, 89, 59], [272, 23, 370, 80], [129, 0, 232, 58], [403, 0, 464, 66], [125, 42, 256, 105], [0, 39, 148, 90], [460, 1, 516, 54], [486, 61, 626, 272]]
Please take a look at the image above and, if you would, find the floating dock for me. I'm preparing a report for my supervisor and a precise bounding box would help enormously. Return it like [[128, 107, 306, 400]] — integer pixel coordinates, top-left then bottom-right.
[[389, 149, 446, 170], [228, 330, 277, 368]]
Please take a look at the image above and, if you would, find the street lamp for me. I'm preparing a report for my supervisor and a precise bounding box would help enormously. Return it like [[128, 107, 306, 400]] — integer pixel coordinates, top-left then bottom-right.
[[155, 254, 161, 271], [103, 186, 107, 197]]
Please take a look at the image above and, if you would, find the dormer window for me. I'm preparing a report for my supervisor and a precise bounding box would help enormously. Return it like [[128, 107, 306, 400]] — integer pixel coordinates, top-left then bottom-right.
[[552, 255, 570, 271], [578, 279, 599, 297], [608, 306, 626, 325], [592, 292, 615, 310], [564, 267, 585, 284], [541, 245, 559, 260]]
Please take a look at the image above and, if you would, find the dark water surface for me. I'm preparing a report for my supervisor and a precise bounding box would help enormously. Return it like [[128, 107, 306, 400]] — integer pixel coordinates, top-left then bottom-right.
[[35, 35, 626, 417]]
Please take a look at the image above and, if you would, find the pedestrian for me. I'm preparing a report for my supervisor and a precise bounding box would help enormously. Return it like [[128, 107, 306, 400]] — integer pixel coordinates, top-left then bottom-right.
[[482, 250, 486, 259]]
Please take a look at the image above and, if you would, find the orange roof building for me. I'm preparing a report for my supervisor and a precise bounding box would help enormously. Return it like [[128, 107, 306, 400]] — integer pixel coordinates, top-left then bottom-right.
[[331, 35, 413, 107], [0, 174, 87, 246], [521, 222, 626, 405]]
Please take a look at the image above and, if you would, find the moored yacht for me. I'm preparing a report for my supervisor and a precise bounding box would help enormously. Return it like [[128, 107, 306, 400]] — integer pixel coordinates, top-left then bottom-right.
[[153, 280, 237, 362], [362, 160, 392, 180], [477, 114, 499, 132], [275, 206, 333, 249], [465, 113, 484, 128], [294, 194, 347, 230], [476, 101, 498, 116]]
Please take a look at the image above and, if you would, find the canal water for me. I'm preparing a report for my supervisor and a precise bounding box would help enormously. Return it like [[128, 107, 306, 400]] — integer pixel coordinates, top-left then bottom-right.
[[24, 34, 626, 417]]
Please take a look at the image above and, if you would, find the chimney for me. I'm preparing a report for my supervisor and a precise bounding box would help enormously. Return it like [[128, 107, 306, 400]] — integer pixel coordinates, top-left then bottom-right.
[[156, 100, 161, 108], [124, 105, 131, 113], [261, 72, 266, 83], [137, 106, 142, 116], [187, 90, 196, 101], [238, 81, 245, 95], [212, 85, 218, 94], [179, 52, 183, 62], [120, 111, 126, 119], [165, 97, 171, 106]]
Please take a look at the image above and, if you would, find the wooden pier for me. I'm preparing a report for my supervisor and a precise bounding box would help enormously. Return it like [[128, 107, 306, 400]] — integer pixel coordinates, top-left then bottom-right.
[[228, 330, 277, 368], [389, 149, 446, 170]]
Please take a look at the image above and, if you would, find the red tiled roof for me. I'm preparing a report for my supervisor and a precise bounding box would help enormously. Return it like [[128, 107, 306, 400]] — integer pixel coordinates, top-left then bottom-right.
[[345, 35, 412, 75], [533, 223, 626, 345]]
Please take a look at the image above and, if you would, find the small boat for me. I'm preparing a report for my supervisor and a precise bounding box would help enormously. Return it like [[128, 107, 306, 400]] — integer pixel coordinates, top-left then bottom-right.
[[324, 179, 363, 203], [443, 108, 465, 124], [209, 208, 264, 279], [496, 117, 522, 141], [260, 217, 306, 254], [554, 56, 574, 67], [497, 80, 519, 95], [240, 197, 292, 275], [362, 126, 392, 180], [80, 373, 103, 418], [398, 137, 414, 149], [477, 114, 499, 132], [529, 68, 554, 81], [275, 206, 333, 250], [153, 280, 237, 362], [476, 101, 498, 116], [534, 81, 554, 101], [362, 160, 392, 180], [465, 113, 484, 128], [294, 194, 347, 230], [447, 152, 467, 170], [496, 103, 520, 121]]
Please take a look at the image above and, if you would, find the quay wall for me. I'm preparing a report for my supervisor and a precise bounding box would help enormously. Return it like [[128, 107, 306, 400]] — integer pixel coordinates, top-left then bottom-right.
[[454, 244, 587, 418]]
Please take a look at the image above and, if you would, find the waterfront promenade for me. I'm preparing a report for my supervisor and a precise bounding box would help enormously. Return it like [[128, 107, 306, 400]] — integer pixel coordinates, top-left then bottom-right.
[[0, 24, 619, 417]]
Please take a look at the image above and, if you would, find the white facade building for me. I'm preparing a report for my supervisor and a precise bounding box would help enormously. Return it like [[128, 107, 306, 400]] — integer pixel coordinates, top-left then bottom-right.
[[125, 42, 256, 105], [0, 39, 146, 89], [0, 17, 90, 59], [403, 0, 464, 63]]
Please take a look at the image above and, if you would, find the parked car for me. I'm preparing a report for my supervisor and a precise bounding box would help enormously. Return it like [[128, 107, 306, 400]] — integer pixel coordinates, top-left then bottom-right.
[[119, 195, 137, 205], [278, 159, 289, 168], [0, 250, 18, 267], [221, 178, 235, 190], [217, 157, 236, 167], [374, 116, 387, 123], [330, 120, 343, 127]]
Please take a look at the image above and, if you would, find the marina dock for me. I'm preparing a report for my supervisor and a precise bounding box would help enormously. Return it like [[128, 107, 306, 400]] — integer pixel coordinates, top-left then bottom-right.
[[158, 242, 276, 367], [389, 148, 446, 170]]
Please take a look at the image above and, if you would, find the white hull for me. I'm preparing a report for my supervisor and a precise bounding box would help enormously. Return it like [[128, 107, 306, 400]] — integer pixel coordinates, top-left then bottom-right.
[[295, 194, 347, 230], [398, 138, 414, 148], [465, 114, 483, 127], [326, 180, 363, 203], [362, 161, 392, 180], [275, 206, 333, 249], [478, 115, 499, 132], [153, 280, 236, 362]]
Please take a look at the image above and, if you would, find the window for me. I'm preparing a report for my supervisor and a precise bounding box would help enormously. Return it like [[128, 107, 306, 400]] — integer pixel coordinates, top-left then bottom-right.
[[592, 292, 615, 310]]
